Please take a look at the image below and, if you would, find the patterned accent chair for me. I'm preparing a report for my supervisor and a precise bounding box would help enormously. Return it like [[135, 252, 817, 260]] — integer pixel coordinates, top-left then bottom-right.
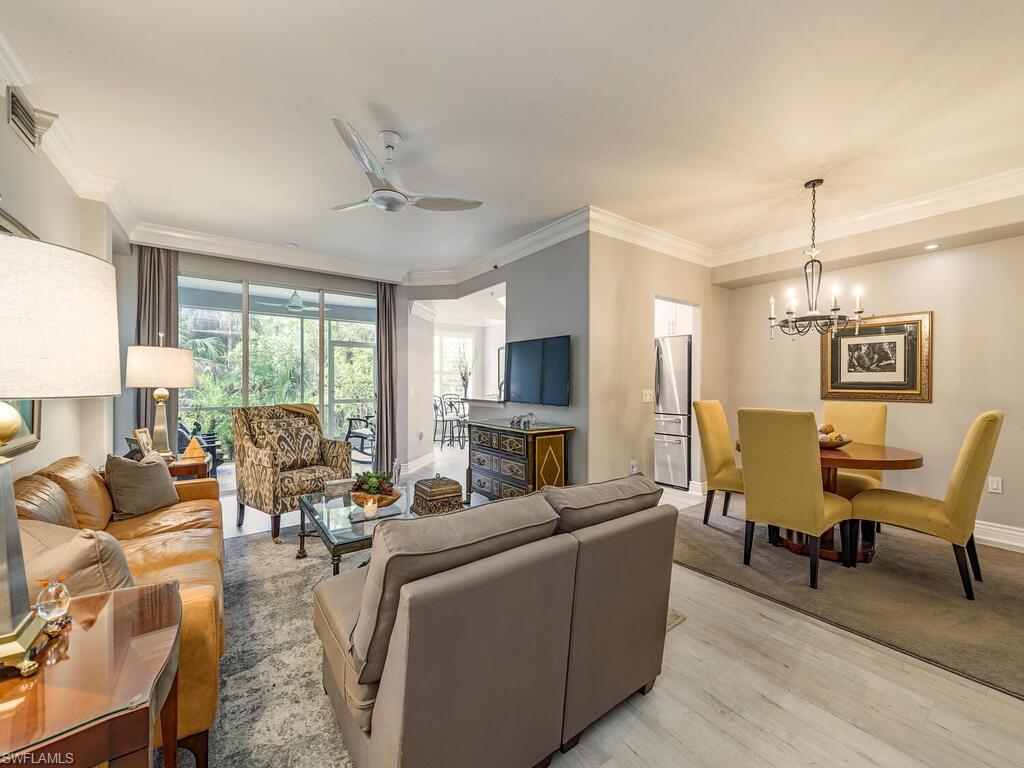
[[232, 404, 352, 541]]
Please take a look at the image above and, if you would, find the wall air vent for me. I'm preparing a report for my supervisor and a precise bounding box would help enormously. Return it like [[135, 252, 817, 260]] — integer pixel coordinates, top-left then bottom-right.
[[6, 86, 56, 152]]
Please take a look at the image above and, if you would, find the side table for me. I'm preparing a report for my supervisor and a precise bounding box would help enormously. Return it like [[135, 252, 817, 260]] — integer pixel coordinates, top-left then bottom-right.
[[169, 453, 212, 479], [0, 583, 182, 767]]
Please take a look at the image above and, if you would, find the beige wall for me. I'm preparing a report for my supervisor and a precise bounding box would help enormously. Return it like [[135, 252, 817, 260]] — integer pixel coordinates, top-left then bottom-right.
[[587, 233, 732, 484], [726, 236, 1023, 528], [2, 97, 114, 477]]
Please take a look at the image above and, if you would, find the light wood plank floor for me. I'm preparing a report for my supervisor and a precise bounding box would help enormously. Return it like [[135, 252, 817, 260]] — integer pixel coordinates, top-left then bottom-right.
[[552, 563, 1024, 768]]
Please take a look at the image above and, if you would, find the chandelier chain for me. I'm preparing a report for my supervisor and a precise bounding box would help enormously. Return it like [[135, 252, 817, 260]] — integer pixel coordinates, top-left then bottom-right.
[[810, 184, 816, 251]]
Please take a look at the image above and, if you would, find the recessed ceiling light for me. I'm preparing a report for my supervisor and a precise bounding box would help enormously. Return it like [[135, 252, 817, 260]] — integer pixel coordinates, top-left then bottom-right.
[[925, 243, 940, 250], [284, 241, 299, 248]]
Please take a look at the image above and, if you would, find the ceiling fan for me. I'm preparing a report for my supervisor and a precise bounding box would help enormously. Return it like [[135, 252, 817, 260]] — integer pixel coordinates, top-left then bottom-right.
[[252, 290, 316, 314], [331, 119, 483, 214]]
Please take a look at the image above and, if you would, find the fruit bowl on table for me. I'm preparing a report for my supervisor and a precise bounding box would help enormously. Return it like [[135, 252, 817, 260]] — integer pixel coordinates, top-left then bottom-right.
[[819, 438, 853, 450], [350, 489, 403, 508]]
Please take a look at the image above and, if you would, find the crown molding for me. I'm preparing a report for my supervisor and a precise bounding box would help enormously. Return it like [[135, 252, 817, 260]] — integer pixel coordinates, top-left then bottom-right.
[[588, 206, 714, 266], [40, 119, 141, 234], [409, 300, 438, 323], [402, 205, 715, 286], [448, 206, 592, 285], [130, 221, 408, 284], [711, 166, 1024, 266]]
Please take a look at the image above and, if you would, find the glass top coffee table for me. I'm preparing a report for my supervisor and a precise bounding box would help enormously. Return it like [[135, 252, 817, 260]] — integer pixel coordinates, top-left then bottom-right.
[[297, 483, 416, 574]]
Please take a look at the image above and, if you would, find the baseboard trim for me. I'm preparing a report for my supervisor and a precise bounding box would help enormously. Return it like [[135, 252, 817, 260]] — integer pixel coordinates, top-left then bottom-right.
[[974, 520, 1024, 553], [400, 452, 435, 475]]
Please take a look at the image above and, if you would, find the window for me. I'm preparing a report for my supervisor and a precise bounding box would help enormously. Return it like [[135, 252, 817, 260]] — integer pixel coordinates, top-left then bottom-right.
[[178, 276, 243, 455], [178, 277, 377, 462], [434, 333, 474, 397]]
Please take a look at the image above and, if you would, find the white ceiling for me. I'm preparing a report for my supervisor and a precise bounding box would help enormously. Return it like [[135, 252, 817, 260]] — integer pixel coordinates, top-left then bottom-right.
[[419, 283, 506, 326], [5, 1, 1024, 278]]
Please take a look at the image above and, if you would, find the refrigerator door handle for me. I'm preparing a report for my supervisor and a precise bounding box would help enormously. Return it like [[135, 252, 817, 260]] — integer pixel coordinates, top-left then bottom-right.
[[654, 343, 662, 406]]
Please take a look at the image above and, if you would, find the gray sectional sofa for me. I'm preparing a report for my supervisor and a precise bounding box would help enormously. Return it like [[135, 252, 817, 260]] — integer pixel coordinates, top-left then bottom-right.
[[313, 474, 678, 768]]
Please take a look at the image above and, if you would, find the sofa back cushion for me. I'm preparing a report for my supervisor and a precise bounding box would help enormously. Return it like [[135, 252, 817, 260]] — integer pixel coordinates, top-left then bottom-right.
[[351, 493, 559, 683], [19, 519, 134, 601], [252, 417, 321, 470], [14, 475, 79, 528], [36, 457, 114, 530], [542, 474, 664, 532], [105, 453, 180, 520]]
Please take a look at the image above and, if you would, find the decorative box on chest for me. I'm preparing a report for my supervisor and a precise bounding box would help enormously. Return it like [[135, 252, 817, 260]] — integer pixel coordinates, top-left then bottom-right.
[[411, 474, 465, 515]]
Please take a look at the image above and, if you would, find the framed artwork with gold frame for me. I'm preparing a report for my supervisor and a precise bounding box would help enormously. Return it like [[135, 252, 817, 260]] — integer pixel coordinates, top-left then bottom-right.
[[821, 311, 932, 402]]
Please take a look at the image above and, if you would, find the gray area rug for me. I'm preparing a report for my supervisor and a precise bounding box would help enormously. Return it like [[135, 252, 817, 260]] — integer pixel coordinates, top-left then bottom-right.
[[162, 525, 356, 767], [162, 524, 687, 766], [674, 497, 1024, 700]]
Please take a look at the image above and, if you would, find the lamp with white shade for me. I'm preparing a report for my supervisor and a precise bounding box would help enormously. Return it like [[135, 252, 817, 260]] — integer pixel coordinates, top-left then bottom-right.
[[0, 233, 120, 676], [125, 342, 195, 460]]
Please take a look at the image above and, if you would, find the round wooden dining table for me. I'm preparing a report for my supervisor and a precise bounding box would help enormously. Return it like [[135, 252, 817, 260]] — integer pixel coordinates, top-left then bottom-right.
[[735, 441, 924, 563]]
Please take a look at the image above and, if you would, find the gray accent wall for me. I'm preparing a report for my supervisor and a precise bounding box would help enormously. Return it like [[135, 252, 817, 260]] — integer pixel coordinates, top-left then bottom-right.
[[455, 233, 590, 483]]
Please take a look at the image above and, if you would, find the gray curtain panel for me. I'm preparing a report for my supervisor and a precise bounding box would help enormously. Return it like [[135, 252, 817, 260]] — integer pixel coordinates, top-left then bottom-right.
[[374, 282, 398, 473], [134, 245, 180, 435]]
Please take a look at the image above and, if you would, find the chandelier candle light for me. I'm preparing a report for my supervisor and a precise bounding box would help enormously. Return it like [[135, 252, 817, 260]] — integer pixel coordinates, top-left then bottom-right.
[[769, 179, 865, 339]]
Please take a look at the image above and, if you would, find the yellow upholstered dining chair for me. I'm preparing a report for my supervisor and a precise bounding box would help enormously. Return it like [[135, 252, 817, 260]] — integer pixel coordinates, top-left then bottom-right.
[[852, 410, 1004, 600], [738, 409, 855, 588], [822, 402, 887, 500], [693, 400, 744, 525]]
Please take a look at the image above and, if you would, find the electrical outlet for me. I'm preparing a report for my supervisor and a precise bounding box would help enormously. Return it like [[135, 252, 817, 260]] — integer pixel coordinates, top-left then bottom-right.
[[630, 459, 639, 475], [642, 389, 654, 403], [418, 430, 424, 441], [987, 476, 1003, 494]]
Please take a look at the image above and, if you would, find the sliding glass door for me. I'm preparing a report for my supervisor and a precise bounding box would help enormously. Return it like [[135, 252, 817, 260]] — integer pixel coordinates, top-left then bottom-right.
[[177, 277, 377, 464], [247, 284, 321, 406]]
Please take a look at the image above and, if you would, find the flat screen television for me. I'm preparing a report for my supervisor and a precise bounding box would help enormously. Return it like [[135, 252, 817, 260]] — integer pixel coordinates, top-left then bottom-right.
[[504, 335, 570, 406]]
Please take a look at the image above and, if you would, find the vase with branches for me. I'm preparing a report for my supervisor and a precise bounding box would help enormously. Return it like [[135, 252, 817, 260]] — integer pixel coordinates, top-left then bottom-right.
[[455, 349, 479, 399]]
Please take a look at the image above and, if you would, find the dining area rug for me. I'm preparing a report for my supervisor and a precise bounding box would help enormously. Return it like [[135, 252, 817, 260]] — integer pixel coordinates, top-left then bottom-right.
[[674, 497, 1024, 700]]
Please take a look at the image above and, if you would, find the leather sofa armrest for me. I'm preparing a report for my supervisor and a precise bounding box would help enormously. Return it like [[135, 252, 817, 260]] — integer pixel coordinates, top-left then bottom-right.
[[174, 478, 221, 503], [320, 438, 352, 475], [154, 583, 222, 748], [370, 536, 577, 768]]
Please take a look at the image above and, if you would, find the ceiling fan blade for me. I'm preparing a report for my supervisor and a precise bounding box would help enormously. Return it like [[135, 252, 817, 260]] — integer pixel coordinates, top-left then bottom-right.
[[409, 195, 483, 212], [331, 199, 372, 212], [332, 120, 385, 186]]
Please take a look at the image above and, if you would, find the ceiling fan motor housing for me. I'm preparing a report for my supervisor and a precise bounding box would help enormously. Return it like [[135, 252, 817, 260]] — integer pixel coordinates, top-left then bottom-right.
[[370, 188, 409, 212]]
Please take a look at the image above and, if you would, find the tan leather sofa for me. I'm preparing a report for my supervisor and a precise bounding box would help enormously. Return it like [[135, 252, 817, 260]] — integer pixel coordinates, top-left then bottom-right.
[[313, 474, 676, 768], [14, 456, 223, 767]]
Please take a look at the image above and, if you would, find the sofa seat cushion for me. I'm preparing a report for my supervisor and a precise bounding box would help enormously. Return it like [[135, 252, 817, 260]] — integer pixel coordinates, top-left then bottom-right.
[[133, 558, 225, 618], [542, 475, 664, 532], [313, 569, 377, 732], [278, 465, 341, 499], [36, 457, 114, 530], [20, 519, 134, 599], [351, 493, 559, 683], [104, 500, 223, 541], [13, 475, 79, 528], [121, 529, 225, 575], [253, 417, 321, 470]]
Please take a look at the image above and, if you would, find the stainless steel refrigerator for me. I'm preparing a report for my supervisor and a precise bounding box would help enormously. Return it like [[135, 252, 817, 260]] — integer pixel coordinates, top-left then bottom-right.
[[654, 334, 691, 489]]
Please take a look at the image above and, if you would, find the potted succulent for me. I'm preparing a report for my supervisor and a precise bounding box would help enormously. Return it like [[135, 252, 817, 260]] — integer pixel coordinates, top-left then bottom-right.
[[350, 470, 402, 508]]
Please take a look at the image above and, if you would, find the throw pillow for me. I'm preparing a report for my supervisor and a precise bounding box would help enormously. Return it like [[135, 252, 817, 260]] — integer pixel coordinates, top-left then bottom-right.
[[541, 474, 664, 532], [20, 519, 134, 600], [252, 417, 322, 470], [105, 452, 180, 520]]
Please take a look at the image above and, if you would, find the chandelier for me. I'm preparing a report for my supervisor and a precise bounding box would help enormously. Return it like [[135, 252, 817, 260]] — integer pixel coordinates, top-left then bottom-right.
[[769, 179, 864, 338]]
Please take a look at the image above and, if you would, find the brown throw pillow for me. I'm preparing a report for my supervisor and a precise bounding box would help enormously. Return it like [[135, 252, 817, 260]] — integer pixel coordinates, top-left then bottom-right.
[[542, 474, 664, 532], [105, 452, 179, 520], [253, 417, 322, 470], [19, 519, 134, 601]]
